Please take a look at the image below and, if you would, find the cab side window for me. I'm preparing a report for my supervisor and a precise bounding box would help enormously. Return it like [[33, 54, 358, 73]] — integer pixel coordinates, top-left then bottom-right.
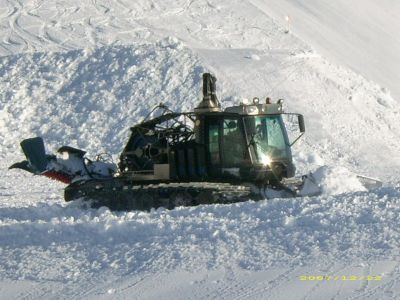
[[208, 124, 220, 165], [222, 118, 245, 166]]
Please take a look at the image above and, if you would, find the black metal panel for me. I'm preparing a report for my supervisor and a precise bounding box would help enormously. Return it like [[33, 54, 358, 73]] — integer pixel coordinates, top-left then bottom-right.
[[177, 148, 187, 179], [195, 144, 207, 177], [187, 147, 197, 178], [168, 149, 177, 179]]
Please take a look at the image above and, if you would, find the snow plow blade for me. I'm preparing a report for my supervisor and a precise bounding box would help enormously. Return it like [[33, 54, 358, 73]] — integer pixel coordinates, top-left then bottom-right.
[[356, 175, 383, 190], [9, 137, 116, 184], [274, 174, 322, 198], [9, 137, 50, 174]]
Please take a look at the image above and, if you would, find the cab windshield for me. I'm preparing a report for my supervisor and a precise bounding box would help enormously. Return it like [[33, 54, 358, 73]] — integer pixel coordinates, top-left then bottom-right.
[[244, 115, 291, 163]]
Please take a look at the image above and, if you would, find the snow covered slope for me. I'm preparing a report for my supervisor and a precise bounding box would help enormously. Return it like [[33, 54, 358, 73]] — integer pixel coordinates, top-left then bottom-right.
[[1, 0, 400, 299], [0, 39, 204, 156], [251, 0, 400, 102]]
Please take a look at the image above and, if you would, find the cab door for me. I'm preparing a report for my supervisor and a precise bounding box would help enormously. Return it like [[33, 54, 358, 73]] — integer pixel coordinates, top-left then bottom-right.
[[205, 116, 248, 178], [221, 118, 247, 167], [205, 117, 222, 177]]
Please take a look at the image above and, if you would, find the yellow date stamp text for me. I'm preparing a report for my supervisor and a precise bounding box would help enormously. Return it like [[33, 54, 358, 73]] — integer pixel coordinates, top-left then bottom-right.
[[299, 275, 382, 281]]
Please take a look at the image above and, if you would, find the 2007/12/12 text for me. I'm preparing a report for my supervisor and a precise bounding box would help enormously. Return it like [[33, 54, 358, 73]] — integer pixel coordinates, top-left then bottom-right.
[[299, 275, 382, 281]]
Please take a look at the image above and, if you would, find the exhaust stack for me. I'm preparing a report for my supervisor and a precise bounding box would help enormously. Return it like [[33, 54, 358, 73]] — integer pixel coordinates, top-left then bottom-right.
[[194, 73, 221, 113]]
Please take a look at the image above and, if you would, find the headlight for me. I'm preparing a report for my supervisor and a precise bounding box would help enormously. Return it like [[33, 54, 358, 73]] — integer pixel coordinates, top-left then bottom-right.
[[260, 154, 271, 166], [245, 105, 259, 115]]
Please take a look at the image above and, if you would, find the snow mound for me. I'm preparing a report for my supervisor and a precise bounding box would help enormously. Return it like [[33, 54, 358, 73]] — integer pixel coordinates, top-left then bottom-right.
[[312, 166, 367, 195], [0, 39, 204, 158]]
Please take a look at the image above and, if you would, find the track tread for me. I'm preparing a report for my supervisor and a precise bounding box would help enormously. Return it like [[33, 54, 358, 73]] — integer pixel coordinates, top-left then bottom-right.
[[65, 180, 254, 211]]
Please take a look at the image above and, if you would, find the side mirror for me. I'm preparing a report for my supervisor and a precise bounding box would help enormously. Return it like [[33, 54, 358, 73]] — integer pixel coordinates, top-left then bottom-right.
[[298, 114, 305, 133]]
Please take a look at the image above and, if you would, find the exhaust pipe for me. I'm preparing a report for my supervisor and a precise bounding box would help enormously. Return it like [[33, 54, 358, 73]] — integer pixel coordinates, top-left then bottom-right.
[[195, 73, 221, 113]]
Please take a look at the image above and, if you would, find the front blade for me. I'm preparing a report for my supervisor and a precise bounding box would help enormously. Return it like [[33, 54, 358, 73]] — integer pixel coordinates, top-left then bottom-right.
[[20, 137, 48, 173]]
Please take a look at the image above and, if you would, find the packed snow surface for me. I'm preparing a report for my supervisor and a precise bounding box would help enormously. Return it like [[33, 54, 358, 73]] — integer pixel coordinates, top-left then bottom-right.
[[1, 0, 400, 299], [251, 0, 400, 101], [1, 176, 400, 299]]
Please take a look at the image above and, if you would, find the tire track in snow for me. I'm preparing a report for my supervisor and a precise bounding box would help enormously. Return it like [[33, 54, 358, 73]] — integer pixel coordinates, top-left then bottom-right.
[[23, 0, 71, 51], [196, 266, 298, 300], [0, 3, 16, 53], [1, 2, 23, 52], [3, 4, 17, 18], [250, 266, 299, 300], [118, 272, 165, 300], [84, 17, 98, 47], [15, 283, 56, 300], [66, 270, 165, 299], [114, 0, 134, 14], [5, 0, 45, 52], [348, 261, 400, 300], [91, 0, 110, 15], [198, 267, 255, 300], [2, 0, 105, 54], [299, 262, 352, 300], [353, 263, 372, 296]]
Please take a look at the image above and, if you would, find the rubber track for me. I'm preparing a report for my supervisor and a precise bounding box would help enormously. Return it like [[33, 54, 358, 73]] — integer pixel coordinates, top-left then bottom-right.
[[65, 180, 255, 211]]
